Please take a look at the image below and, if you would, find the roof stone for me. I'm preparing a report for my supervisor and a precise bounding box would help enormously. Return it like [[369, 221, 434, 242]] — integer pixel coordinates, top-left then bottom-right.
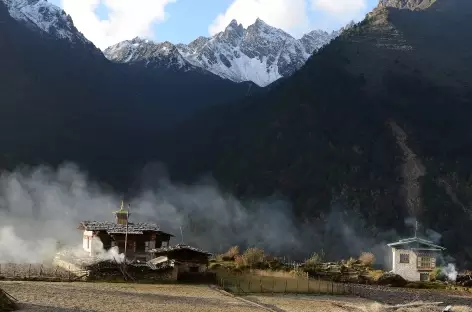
[[148, 244, 212, 256], [78, 221, 174, 236]]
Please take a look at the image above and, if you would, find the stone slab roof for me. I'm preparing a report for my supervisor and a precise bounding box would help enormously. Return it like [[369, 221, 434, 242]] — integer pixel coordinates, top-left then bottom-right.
[[148, 244, 212, 256], [78, 221, 174, 237]]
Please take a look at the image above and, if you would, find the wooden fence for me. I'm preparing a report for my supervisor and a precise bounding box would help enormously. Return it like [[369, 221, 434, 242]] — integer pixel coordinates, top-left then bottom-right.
[[0, 263, 86, 281], [216, 271, 351, 295]]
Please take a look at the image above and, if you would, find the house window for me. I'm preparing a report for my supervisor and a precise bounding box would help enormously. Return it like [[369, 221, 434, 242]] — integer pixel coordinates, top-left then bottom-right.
[[418, 256, 433, 269], [420, 273, 430, 282], [400, 254, 410, 263]]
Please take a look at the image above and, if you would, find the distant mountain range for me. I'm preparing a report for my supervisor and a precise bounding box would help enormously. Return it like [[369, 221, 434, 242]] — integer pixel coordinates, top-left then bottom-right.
[[2, 0, 353, 87], [104, 19, 353, 87]]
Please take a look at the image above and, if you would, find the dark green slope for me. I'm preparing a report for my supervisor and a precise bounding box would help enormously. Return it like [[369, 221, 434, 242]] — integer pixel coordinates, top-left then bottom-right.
[[165, 0, 472, 265], [0, 1, 257, 187]]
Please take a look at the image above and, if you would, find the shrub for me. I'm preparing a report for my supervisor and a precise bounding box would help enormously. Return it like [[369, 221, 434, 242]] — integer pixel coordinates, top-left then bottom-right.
[[234, 255, 246, 269], [222, 246, 240, 261], [304, 251, 325, 271], [359, 252, 376, 267], [430, 267, 447, 282], [241, 247, 265, 267], [367, 270, 384, 282], [290, 268, 305, 277], [267, 257, 283, 271]]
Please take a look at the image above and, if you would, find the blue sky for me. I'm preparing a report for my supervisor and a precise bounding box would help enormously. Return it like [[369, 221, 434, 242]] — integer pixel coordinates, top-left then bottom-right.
[[50, 0, 379, 49]]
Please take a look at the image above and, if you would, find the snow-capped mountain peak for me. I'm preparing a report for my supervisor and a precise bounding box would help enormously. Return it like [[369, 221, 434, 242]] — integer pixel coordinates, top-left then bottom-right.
[[105, 19, 346, 86], [2, 0, 91, 45], [104, 37, 197, 72]]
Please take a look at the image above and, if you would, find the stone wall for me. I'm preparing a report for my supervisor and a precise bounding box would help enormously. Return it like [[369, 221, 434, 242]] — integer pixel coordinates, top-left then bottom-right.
[[88, 265, 178, 282]]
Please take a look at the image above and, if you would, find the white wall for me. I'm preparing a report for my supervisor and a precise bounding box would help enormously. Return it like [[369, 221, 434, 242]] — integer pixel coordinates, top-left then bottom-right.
[[391, 248, 438, 282], [393, 249, 420, 281], [82, 230, 93, 254], [392, 248, 422, 281]]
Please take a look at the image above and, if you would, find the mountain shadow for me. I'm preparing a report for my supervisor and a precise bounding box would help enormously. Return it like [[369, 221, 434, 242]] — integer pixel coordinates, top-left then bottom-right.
[[0, 1, 257, 188], [162, 0, 472, 266]]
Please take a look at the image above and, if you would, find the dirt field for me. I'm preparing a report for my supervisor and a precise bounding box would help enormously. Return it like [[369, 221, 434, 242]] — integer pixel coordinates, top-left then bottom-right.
[[0, 281, 382, 312], [2, 281, 471, 312]]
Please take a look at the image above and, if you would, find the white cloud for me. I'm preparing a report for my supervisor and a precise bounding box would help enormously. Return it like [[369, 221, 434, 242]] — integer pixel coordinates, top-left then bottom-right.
[[310, 0, 367, 16], [208, 0, 310, 37], [61, 0, 176, 50]]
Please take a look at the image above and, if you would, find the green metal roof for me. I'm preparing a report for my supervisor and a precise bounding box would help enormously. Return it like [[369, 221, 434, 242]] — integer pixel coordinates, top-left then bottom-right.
[[387, 237, 446, 250]]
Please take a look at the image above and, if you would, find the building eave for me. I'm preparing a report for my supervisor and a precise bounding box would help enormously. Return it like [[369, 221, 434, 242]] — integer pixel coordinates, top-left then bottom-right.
[[148, 244, 212, 256], [387, 237, 446, 250]]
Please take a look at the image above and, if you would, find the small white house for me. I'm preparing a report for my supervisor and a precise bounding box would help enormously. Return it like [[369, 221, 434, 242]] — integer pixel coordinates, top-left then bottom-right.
[[387, 237, 446, 282]]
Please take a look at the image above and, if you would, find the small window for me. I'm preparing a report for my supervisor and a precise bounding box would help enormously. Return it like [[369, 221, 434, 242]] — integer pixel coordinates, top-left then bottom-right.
[[420, 273, 430, 282], [400, 254, 410, 263]]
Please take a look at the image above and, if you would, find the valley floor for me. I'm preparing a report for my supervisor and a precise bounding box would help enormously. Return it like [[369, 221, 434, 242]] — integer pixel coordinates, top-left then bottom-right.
[[0, 281, 372, 312], [2, 281, 472, 311]]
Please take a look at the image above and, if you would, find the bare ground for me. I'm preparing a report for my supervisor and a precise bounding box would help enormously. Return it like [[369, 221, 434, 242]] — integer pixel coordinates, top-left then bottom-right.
[[350, 284, 472, 306], [2, 281, 471, 312], [0, 281, 380, 312], [2, 281, 258, 312]]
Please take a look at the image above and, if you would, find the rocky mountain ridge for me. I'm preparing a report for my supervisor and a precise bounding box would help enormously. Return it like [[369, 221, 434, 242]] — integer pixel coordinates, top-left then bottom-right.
[[105, 19, 350, 87], [160, 0, 472, 265], [1, 0, 95, 49]]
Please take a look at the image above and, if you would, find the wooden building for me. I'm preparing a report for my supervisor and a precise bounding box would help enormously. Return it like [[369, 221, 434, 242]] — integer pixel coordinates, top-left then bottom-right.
[[77, 202, 174, 262], [148, 244, 212, 273], [387, 237, 446, 282]]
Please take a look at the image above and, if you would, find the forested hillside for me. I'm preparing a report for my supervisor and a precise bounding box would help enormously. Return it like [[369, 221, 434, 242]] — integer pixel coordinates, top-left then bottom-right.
[[163, 0, 472, 266], [0, 1, 256, 186]]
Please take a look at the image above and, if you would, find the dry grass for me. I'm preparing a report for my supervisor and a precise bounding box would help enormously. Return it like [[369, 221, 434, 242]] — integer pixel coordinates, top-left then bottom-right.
[[224, 246, 240, 259], [359, 252, 376, 267], [367, 270, 384, 282]]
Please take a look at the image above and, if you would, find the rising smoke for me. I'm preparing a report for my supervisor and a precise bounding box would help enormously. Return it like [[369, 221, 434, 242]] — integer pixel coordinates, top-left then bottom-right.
[[0, 163, 410, 266]]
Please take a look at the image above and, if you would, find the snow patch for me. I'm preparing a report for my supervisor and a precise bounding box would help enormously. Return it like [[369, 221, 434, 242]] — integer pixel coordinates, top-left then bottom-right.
[[104, 19, 351, 86], [2, 0, 90, 44]]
